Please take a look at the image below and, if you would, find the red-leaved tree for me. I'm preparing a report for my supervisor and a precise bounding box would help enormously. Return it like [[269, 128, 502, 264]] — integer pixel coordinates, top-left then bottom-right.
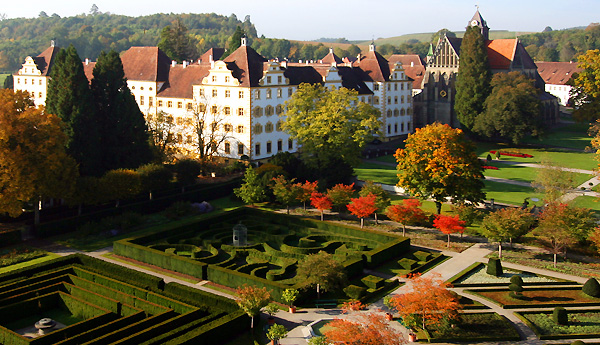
[[385, 199, 426, 236], [347, 194, 378, 228], [433, 214, 466, 247], [323, 312, 406, 345], [327, 183, 355, 211], [389, 273, 460, 332], [311, 192, 332, 221], [295, 180, 318, 210]]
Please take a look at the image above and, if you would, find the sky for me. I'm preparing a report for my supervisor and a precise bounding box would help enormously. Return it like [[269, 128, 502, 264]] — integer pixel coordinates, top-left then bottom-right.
[[2, 0, 599, 41]]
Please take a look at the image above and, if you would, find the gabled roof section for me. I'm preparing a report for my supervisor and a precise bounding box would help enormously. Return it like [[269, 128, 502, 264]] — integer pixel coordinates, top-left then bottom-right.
[[283, 64, 324, 85], [536, 61, 581, 85], [33, 44, 60, 76], [446, 37, 463, 57], [358, 50, 391, 82], [158, 64, 210, 99], [486, 39, 517, 70], [321, 48, 343, 65], [470, 9, 487, 27], [120, 47, 171, 82], [388, 54, 425, 89], [223, 45, 268, 87], [199, 48, 225, 64]]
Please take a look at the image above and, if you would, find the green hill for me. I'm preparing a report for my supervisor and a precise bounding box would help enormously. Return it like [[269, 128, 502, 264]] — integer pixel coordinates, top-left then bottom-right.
[[356, 30, 536, 46]]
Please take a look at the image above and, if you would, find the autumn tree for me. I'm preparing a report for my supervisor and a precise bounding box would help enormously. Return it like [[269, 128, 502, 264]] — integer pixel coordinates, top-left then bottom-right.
[[158, 18, 198, 62], [295, 180, 318, 210], [389, 273, 461, 331], [272, 175, 300, 214], [455, 25, 491, 131], [534, 203, 596, 267], [347, 194, 378, 228], [45, 44, 100, 175], [323, 312, 405, 345], [282, 83, 381, 184], [146, 110, 178, 163], [297, 251, 346, 298], [188, 100, 234, 161], [571, 49, 600, 122], [385, 199, 426, 236], [395, 123, 485, 214], [359, 181, 391, 224], [481, 207, 534, 258], [433, 215, 466, 247], [589, 227, 600, 255], [234, 166, 266, 205], [327, 183, 355, 211], [235, 285, 271, 329], [531, 160, 576, 202], [474, 71, 542, 144], [310, 192, 332, 221], [0, 90, 78, 223]]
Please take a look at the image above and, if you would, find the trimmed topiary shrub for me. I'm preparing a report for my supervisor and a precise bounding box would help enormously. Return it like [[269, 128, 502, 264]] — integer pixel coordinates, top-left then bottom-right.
[[582, 278, 600, 297], [571, 341, 585, 345], [343, 285, 366, 300], [486, 258, 503, 277], [509, 283, 523, 299], [553, 307, 568, 325], [510, 275, 524, 286]]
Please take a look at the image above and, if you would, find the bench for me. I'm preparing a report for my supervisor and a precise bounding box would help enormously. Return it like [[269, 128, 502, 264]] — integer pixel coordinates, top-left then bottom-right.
[[314, 299, 338, 308]]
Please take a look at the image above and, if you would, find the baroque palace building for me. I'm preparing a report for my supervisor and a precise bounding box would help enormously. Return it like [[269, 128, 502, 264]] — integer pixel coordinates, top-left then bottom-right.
[[15, 37, 414, 162], [413, 10, 559, 128]]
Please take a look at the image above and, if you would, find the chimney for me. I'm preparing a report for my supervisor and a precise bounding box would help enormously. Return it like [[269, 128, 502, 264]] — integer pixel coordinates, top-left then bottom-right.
[[411, 61, 414, 67], [281, 60, 287, 68], [241, 34, 247, 46], [329, 47, 334, 54], [85, 58, 89, 65], [171, 60, 177, 67], [51, 40, 56, 47], [183, 61, 189, 68], [209, 54, 213, 63]]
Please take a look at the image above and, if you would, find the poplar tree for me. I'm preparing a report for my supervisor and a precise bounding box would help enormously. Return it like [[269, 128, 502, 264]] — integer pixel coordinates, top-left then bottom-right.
[[91, 50, 152, 174], [46, 45, 100, 175], [454, 25, 491, 131]]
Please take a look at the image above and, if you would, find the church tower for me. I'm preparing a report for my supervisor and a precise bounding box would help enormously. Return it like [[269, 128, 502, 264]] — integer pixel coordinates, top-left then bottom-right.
[[468, 8, 489, 40]]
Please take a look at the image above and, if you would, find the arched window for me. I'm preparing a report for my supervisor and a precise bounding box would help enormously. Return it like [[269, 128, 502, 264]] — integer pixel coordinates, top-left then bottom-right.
[[253, 106, 263, 117], [265, 122, 274, 133], [400, 108, 406, 116], [275, 104, 284, 115], [224, 142, 231, 154], [386, 109, 392, 117], [265, 105, 274, 116], [393, 109, 399, 117], [253, 123, 263, 134], [237, 125, 245, 133], [223, 124, 233, 132]]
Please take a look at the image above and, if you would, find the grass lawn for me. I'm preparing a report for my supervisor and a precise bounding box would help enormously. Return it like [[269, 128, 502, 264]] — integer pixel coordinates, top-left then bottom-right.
[[355, 162, 398, 185], [483, 162, 592, 185], [570, 195, 600, 213], [0, 252, 61, 274], [373, 154, 397, 164], [472, 288, 599, 307], [478, 146, 596, 171], [520, 311, 600, 336], [426, 313, 519, 341], [483, 180, 545, 207], [522, 124, 593, 150]]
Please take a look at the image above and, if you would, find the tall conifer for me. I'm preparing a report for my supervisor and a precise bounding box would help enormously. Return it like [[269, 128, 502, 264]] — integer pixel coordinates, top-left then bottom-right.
[[91, 50, 152, 174], [46, 44, 101, 175], [454, 26, 491, 131]]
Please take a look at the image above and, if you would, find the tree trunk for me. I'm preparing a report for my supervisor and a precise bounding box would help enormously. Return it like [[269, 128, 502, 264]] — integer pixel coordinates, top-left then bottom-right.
[[320, 210, 324, 221], [360, 218, 364, 228], [149, 191, 153, 200], [499, 243, 502, 259], [78, 204, 83, 216], [553, 253, 557, 268], [402, 224, 406, 237], [286, 205, 290, 215], [435, 201, 442, 214], [447, 234, 450, 247], [115, 199, 120, 208], [303, 201, 306, 210], [374, 212, 379, 225], [34, 195, 41, 226], [509, 237, 513, 248], [250, 315, 254, 329]]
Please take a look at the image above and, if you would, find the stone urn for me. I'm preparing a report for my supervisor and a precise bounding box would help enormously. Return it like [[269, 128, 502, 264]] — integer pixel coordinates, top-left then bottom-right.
[[34, 318, 56, 335]]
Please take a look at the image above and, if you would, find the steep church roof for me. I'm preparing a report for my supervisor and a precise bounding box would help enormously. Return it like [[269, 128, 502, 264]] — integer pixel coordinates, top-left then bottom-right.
[[486, 39, 536, 70], [33, 43, 60, 76], [223, 44, 268, 87], [120, 47, 171, 82]]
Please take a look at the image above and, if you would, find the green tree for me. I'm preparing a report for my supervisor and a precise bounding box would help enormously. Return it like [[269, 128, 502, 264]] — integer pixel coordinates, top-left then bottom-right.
[[0, 90, 78, 221], [46, 44, 101, 176], [234, 166, 266, 204], [481, 207, 534, 258], [282, 83, 381, 173], [297, 252, 346, 299], [271, 175, 299, 214], [91, 50, 152, 174], [225, 25, 245, 57], [395, 123, 485, 214], [359, 181, 391, 224], [532, 160, 576, 202], [146, 111, 177, 163], [266, 324, 288, 344], [157, 18, 198, 63], [454, 25, 491, 131], [137, 163, 172, 200], [571, 49, 600, 122], [326, 183, 355, 211], [99, 169, 142, 207], [474, 71, 542, 144]]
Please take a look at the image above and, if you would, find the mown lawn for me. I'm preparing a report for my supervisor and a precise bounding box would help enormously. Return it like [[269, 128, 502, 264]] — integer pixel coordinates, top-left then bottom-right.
[[570, 195, 600, 214], [478, 147, 596, 171], [520, 311, 600, 336], [482, 180, 545, 207], [483, 162, 592, 185], [355, 162, 398, 185]]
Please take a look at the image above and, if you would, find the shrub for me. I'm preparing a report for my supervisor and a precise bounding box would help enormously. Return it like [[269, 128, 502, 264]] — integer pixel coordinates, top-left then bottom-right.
[[508, 283, 523, 298], [553, 307, 568, 325], [582, 278, 600, 297], [486, 258, 503, 277], [163, 201, 196, 220], [571, 341, 585, 345], [510, 275, 524, 286], [343, 285, 366, 300]]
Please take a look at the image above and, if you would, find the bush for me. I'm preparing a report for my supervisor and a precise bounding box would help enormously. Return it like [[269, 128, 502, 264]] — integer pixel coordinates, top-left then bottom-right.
[[509, 283, 524, 298], [582, 278, 600, 297], [486, 258, 503, 277], [173, 159, 202, 186], [163, 201, 196, 220], [571, 341, 586, 345], [553, 307, 568, 325], [510, 275, 524, 286], [343, 285, 366, 300]]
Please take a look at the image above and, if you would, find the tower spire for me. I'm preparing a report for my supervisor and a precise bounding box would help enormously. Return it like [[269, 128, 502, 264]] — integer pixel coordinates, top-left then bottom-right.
[[468, 7, 489, 40]]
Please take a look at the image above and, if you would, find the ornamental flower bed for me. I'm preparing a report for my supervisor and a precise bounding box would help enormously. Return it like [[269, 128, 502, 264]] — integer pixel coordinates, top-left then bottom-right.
[[489, 150, 533, 158], [482, 166, 499, 170]]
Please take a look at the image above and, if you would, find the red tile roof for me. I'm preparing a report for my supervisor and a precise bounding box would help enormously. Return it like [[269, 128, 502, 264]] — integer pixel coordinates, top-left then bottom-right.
[[223, 45, 268, 87], [34, 45, 60, 76], [388, 54, 425, 89], [158, 64, 210, 99], [321, 49, 343, 64], [486, 39, 517, 70], [357, 50, 391, 82], [536, 61, 581, 85], [199, 48, 225, 64], [120, 47, 171, 82]]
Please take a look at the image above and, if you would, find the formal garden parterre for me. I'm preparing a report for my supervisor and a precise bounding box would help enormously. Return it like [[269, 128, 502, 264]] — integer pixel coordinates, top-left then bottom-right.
[[0, 254, 247, 345], [113, 207, 444, 302]]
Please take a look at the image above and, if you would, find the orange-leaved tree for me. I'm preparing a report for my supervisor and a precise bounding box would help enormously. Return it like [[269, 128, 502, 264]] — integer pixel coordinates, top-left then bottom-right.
[[311, 192, 332, 221], [341, 300, 366, 314], [433, 214, 466, 247], [235, 285, 272, 329], [295, 180, 318, 210], [347, 194, 377, 228], [323, 312, 406, 345], [386, 198, 426, 236], [389, 273, 460, 331], [327, 183, 355, 211]]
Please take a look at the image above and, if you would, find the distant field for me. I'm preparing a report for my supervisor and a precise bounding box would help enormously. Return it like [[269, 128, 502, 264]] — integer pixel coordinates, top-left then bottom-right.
[[353, 30, 535, 46], [0, 74, 9, 87]]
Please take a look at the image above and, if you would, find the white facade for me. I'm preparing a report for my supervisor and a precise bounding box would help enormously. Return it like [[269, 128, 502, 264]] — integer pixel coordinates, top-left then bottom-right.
[[545, 84, 572, 106], [14, 56, 50, 107]]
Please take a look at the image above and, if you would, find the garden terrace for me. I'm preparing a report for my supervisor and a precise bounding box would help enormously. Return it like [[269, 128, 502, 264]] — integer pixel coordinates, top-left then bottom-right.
[[114, 207, 413, 302], [0, 254, 246, 345]]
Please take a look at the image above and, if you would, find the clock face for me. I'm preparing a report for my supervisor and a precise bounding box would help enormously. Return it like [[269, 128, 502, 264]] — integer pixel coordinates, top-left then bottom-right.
[[471, 20, 479, 26]]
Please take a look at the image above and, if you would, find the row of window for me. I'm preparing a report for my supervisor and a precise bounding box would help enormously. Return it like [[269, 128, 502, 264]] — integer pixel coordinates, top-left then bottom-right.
[[223, 142, 246, 155], [16, 78, 42, 85], [255, 139, 293, 155], [373, 82, 407, 91], [253, 121, 283, 134], [386, 108, 412, 117], [253, 105, 284, 117], [386, 122, 411, 134], [131, 86, 153, 91], [200, 89, 245, 99], [254, 88, 293, 100]]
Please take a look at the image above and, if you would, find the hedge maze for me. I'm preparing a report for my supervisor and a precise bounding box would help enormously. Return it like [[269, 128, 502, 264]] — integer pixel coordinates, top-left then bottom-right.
[[114, 207, 411, 301], [0, 254, 246, 345]]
